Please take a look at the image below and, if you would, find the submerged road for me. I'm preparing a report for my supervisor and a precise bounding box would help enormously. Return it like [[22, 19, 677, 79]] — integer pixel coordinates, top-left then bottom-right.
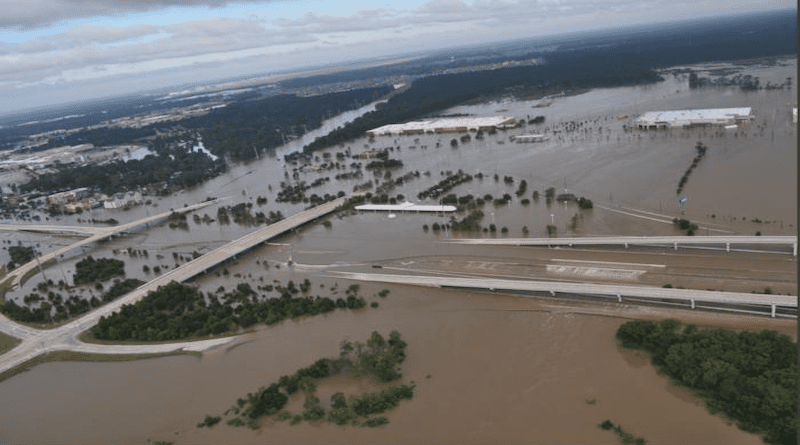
[[328, 271, 797, 318], [0, 197, 347, 377]]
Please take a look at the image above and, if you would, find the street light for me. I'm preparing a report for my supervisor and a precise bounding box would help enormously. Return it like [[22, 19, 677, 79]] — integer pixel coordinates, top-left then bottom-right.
[[550, 214, 555, 225]]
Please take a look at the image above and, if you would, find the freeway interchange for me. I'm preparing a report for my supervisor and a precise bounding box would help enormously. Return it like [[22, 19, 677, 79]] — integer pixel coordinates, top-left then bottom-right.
[[0, 197, 795, 378]]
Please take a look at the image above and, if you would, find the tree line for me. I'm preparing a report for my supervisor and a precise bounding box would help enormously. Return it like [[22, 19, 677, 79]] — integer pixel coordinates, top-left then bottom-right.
[[92, 280, 369, 342], [21, 86, 392, 195], [616, 319, 797, 445]]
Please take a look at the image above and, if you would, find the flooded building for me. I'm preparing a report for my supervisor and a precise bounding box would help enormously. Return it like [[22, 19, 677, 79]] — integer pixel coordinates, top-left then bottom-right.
[[46, 187, 90, 205], [635, 107, 753, 129], [367, 116, 517, 136], [104, 191, 143, 209]]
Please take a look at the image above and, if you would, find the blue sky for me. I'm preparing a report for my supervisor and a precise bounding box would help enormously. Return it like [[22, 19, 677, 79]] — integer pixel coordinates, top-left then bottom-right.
[[0, 0, 793, 113]]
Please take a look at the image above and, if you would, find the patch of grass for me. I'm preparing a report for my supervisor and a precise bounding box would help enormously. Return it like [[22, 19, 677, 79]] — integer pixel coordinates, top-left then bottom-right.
[[79, 327, 242, 345], [0, 278, 12, 301], [0, 332, 21, 355], [0, 350, 200, 384]]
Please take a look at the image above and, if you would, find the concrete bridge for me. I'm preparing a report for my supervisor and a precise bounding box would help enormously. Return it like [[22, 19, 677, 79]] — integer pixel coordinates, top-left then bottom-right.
[[0, 224, 108, 236], [0, 197, 346, 376], [446, 235, 798, 255], [328, 272, 797, 318], [0, 200, 219, 288]]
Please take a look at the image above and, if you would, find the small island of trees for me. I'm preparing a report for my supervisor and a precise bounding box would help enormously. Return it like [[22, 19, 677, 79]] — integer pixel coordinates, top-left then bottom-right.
[[200, 330, 413, 429], [72, 256, 125, 285]]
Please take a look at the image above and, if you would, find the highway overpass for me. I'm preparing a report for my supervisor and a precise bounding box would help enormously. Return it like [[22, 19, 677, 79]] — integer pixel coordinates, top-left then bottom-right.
[[446, 235, 798, 255], [328, 271, 797, 318], [0, 200, 219, 288], [62, 196, 346, 333], [0, 197, 345, 376]]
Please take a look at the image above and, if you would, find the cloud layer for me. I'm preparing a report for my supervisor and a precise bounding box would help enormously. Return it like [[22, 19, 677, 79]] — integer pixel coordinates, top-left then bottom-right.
[[0, 0, 792, 113], [1, 0, 277, 30]]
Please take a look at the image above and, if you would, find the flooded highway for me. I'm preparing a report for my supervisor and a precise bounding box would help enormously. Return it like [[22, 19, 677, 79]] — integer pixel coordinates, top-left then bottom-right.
[[0, 57, 795, 443]]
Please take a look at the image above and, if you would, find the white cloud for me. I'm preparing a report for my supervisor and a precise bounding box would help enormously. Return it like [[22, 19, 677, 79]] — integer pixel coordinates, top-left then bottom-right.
[[0, 17, 317, 85], [0, 0, 279, 30], [0, 0, 792, 113]]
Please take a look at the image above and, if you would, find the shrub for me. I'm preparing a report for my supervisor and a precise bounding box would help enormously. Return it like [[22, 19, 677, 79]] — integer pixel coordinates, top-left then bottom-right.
[[197, 415, 221, 428]]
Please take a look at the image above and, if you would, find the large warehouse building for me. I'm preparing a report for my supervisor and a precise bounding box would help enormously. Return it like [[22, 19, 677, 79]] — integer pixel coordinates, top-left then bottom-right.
[[634, 108, 753, 129], [367, 116, 517, 136]]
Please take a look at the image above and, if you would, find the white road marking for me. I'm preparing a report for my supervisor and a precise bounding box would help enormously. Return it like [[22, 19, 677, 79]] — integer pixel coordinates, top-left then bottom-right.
[[550, 258, 665, 269], [546, 265, 646, 281]]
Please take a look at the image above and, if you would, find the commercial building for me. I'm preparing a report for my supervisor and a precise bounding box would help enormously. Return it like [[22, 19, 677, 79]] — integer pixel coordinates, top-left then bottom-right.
[[367, 116, 517, 136], [634, 108, 753, 129], [104, 191, 143, 209], [47, 187, 90, 205]]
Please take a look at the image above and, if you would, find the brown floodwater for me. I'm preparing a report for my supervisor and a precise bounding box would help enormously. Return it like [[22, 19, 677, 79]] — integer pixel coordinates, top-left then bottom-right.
[[0, 59, 796, 443], [1, 281, 789, 444]]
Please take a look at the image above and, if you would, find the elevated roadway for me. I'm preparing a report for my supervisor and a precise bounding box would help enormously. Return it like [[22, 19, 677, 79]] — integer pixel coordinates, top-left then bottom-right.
[[0, 198, 346, 376], [446, 235, 797, 255], [0, 224, 108, 236], [328, 272, 797, 318], [1, 200, 219, 288]]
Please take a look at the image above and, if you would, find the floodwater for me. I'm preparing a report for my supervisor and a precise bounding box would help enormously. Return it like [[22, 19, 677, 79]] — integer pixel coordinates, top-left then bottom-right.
[[0, 282, 787, 444], [0, 58, 796, 443], [9, 58, 796, 300]]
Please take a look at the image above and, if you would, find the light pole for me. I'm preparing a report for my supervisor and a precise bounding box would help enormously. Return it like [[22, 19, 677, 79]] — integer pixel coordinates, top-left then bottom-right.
[[550, 214, 555, 225]]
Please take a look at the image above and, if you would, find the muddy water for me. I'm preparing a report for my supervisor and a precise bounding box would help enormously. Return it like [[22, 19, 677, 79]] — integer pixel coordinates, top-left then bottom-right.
[[40, 60, 795, 235], [0, 59, 795, 443], [0, 283, 776, 444], [21, 59, 793, 264]]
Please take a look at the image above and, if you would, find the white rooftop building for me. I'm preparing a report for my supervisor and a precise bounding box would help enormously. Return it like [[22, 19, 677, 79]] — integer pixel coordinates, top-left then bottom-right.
[[367, 116, 517, 136], [635, 108, 753, 129]]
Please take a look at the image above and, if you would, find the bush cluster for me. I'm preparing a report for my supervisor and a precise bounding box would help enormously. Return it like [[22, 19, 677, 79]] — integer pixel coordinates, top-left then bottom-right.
[[72, 256, 125, 285], [210, 331, 413, 430], [7, 245, 34, 271]]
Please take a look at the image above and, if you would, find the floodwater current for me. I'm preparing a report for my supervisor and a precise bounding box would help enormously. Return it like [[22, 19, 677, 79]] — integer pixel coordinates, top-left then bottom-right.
[[0, 58, 796, 443]]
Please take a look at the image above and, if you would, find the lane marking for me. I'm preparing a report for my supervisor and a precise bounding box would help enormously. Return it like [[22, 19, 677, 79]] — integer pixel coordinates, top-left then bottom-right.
[[546, 265, 646, 281], [550, 258, 665, 269]]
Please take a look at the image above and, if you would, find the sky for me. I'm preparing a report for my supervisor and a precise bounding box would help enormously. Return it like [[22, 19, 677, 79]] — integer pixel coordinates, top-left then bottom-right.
[[0, 0, 793, 114]]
